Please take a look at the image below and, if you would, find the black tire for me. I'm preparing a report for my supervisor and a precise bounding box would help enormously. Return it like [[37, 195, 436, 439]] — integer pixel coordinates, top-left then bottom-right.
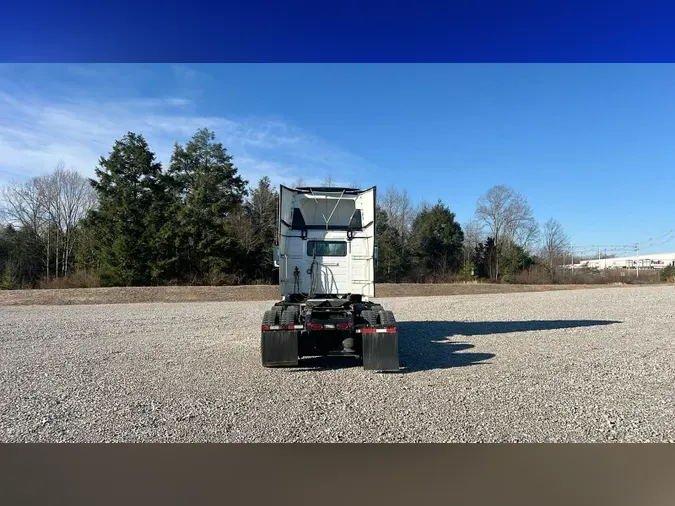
[[379, 310, 396, 327], [272, 305, 284, 324], [281, 306, 298, 327], [361, 309, 399, 372], [261, 309, 275, 366], [361, 310, 378, 326], [261, 307, 299, 367], [262, 310, 276, 327]]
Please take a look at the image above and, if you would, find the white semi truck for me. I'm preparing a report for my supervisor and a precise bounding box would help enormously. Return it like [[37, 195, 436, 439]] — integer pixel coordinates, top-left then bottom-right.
[[260, 185, 400, 372]]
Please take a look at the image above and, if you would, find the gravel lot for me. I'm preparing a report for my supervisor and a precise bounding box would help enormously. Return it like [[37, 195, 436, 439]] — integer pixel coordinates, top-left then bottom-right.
[[1, 285, 673, 442]]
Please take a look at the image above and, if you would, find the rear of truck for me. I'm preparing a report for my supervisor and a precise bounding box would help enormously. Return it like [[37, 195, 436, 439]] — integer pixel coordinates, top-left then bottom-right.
[[260, 185, 400, 372]]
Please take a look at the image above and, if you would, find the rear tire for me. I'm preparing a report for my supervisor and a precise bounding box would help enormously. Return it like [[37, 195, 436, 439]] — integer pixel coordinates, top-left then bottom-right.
[[280, 306, 298, 327], [361, 310, 378, 326], [262, 310, 275, 327], [379, 310, 396, 327], [362, 308, 399, 372], [261, 306, 299, 368]]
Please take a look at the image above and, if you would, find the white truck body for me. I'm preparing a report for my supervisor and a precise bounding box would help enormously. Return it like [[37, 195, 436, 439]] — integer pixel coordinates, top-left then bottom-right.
[[262, 185, 399, 372], [276, 185, 377, 299]]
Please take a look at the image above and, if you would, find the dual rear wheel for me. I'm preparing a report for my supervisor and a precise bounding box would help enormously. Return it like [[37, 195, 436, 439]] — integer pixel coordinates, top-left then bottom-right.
[[261, 305, 399, 372], [361, 308, 396, 327]]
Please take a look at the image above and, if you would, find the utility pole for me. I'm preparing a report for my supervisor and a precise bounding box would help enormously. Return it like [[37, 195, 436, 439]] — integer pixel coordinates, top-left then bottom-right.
[[635, 243, 639, 278]]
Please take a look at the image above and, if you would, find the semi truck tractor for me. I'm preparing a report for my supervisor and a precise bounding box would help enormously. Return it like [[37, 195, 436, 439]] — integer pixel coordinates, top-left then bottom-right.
[[260, 185, 400, 372]]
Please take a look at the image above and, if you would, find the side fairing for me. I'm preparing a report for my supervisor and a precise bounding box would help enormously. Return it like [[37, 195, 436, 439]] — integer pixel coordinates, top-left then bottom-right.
[[349, 187, 376, 298], [278, 185, 300, 298]]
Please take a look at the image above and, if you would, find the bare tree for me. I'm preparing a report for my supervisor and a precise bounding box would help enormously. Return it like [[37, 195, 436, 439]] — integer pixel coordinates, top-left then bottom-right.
[[540, 217, 570, 271], [35, 163, 97, 277], [322, 175, 335, 187], [380, 185, 416, 242], [0, 178, 46, 234], [475, 184, 537, 281], [55, 166, 97, 275], [1, 176, 49, 277], [0, 162, 96, 279], [513, 219, 541, 254], [227, 212, 258, 256], [462, 218, 483, 264], [35, 163, 63, 278]]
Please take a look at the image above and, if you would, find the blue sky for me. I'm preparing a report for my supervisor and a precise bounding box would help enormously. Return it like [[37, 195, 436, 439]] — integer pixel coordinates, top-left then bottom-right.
[[1, 64, 674, 255]]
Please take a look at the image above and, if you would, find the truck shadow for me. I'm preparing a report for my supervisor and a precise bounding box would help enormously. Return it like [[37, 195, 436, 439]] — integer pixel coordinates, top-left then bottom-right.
[[290, 319, 621, 373], [396, 319, 621, 373]]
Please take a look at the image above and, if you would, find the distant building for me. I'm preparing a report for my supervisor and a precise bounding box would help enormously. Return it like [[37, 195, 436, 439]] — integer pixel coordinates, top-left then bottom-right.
[[565, 252, 675, 270]]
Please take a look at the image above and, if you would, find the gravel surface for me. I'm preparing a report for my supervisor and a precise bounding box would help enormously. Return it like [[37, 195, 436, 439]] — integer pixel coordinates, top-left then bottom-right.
[[1, 285, 673, 442]]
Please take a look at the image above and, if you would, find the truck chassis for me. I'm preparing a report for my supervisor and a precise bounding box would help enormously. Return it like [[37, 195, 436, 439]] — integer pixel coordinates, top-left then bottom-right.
[[260, 293, 399, 372]]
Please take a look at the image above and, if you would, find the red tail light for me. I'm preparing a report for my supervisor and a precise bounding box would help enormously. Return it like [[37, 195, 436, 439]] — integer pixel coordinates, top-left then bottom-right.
[[336, 323, 349, 329], [385, 327, 397, 333], [360, 328, 377, 334], [261, 325, 270, 331], [309, 323, 322, 330]]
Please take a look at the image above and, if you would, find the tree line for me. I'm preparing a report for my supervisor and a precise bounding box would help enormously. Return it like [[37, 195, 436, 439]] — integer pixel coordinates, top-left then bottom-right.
[[374, 184, 573, 284], [0, 127, 574, 289]]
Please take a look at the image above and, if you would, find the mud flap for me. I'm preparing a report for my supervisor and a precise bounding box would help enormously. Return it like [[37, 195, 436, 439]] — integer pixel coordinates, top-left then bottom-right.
[[261, 331, 299, 367], [362, 331, 399, 372]]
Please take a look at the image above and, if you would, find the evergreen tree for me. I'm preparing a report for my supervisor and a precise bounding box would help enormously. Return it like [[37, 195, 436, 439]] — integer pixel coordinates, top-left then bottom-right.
[[84, 132, 166, 286], [168, 128, 248, 282], [499, 240, 535, 281], [244, 176, 278, 281], [0, 224, 17, 288], [409, 200, 464, 278], [375, 206, 408, 282], [473, 237, 496, 280]]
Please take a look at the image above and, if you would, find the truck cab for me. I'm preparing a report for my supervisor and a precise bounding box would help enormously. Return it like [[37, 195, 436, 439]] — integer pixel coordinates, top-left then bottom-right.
[[277, 185, 376, 299]]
